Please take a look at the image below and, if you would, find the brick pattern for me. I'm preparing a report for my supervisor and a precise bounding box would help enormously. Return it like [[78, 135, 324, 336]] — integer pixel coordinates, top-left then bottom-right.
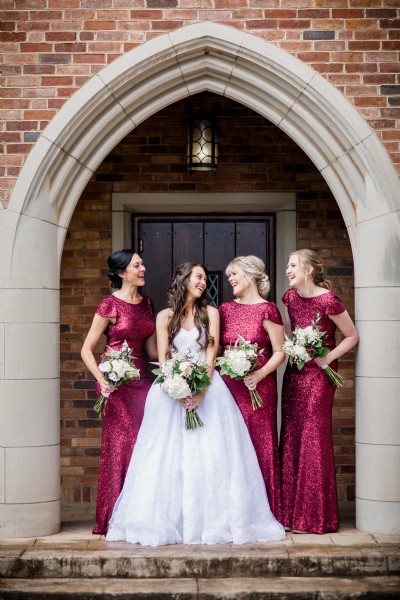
[[1, 3, 400, 206], [60, 96, 355, 504]]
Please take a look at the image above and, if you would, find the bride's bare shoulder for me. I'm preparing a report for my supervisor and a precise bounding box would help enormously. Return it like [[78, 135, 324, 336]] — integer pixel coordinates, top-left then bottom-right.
[[206, 305, 219, 320], [156, 308, 173, 325]]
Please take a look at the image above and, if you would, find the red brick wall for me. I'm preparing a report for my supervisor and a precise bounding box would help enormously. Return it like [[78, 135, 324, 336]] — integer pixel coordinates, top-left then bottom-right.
[[60, 96, 355, 503], [1, 2, 399, 206], [4, 4, 387, 505]]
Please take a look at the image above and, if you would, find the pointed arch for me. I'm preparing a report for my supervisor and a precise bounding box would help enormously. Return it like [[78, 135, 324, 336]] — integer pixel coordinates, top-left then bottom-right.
[[2, 22, 399, 536]]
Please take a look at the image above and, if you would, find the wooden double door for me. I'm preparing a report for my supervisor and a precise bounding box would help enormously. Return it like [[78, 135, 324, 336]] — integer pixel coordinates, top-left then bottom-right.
[[134, 216, 275, 314]]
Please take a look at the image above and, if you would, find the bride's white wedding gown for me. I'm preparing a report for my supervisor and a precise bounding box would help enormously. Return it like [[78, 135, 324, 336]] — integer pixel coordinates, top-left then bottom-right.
[[106, 327, 285, 546]]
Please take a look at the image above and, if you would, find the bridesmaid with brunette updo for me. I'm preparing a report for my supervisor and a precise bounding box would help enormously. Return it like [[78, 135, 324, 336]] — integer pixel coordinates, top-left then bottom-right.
[[280, 249, 359, 534], [219, 256, 285, 522], [81, 249, 156, 535]]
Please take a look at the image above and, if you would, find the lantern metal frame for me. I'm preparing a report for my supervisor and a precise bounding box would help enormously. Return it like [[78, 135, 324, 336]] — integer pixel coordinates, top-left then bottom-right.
[[186, 100, 219, 174]]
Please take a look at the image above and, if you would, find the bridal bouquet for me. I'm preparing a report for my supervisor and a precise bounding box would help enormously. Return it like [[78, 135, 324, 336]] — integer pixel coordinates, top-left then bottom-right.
[[216, 335, 264, 410], [94, 340, 140, 414], [152, 351, 211, 430], [283, 313, 345, 388]]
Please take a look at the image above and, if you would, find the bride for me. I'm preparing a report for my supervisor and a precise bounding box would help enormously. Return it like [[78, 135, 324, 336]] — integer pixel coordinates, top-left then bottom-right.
[[106, 262, 285, 546]]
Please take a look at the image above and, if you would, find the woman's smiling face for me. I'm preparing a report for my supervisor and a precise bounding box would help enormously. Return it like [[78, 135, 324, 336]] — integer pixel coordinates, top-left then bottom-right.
[[120, 253, 146, 287], [186, 266, 207, 300], [228, 265, 252, 298], [286, 253, 308, 288]]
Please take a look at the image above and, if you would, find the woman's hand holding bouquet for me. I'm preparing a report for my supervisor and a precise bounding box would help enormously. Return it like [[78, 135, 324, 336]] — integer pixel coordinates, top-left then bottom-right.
[[152, 351, 211, 430], [216, 335, 265, 410]]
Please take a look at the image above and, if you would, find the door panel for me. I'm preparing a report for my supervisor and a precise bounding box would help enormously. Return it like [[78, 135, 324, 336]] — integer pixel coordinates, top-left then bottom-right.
[[236, 221, 266, 260], [173, 222, 203, 270], [135, 216, 274, 314], [140, 222, 172, 311]]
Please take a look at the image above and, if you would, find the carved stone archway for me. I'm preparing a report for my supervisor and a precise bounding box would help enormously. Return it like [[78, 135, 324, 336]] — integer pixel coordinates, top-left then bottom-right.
[[1, 22, 399, 536]]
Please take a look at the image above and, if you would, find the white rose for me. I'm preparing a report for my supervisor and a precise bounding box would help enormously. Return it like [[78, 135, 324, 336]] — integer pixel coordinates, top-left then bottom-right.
[[163, 375, 191, 399], [303, 326, 314, 336], [110, 359, 128, 379], [99, 361, 112, 373], [178, 361, 193, 377], [295, 330, 306, 345], [228, 355, 252, 377], [160, 362, 174, 377], [293, 344, 311, 362], [283, 340, 294, 355], [306, 329, 319, 344]]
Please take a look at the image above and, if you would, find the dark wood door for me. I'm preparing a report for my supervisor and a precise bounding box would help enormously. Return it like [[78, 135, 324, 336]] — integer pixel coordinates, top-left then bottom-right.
[[133, 216, 275, 313]]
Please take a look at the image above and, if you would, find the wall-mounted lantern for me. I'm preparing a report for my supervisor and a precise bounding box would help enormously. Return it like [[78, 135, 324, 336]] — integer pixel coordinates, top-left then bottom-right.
[[186, 99, 219, 174]]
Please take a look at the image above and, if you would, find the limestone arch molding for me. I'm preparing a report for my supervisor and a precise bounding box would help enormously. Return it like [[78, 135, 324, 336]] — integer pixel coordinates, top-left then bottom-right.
[[1, 21, 400, 536]]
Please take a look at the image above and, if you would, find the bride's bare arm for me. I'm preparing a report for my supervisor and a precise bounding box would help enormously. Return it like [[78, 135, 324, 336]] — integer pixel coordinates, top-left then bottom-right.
[[205, 306, 219, 379], [155, 308, 172, 363], [186, 306, 219, 411]]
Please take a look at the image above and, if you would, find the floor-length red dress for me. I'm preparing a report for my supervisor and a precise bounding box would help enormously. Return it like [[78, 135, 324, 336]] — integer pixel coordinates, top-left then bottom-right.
[[92, 294, 155, 535], [219, 301, 283, 522], [280, 288, 346, 534]]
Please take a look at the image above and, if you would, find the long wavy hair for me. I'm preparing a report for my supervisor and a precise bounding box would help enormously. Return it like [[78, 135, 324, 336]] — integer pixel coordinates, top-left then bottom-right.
[[166, 262, 214, 355]]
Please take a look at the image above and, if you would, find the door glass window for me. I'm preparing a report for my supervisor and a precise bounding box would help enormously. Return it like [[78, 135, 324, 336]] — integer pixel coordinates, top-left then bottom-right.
[[207, 271, 221, 308]]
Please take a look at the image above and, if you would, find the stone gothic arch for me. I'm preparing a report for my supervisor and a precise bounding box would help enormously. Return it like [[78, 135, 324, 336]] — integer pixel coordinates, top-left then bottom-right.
[[1, 22, 399, 536]]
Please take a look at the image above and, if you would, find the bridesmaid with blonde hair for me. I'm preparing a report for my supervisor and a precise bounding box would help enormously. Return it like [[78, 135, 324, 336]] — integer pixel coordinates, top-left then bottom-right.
[[219, 255, 285, 522], [280, 249, 359, 534]]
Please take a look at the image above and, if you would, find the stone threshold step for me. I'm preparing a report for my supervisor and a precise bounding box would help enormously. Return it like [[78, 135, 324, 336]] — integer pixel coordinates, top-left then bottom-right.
[[1, 545, 399, 579], [1, 576, 399, 599]]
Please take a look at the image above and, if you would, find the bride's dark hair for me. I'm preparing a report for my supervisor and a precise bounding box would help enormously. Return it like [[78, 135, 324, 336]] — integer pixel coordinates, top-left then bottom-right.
[[167, 262, 214, 355]]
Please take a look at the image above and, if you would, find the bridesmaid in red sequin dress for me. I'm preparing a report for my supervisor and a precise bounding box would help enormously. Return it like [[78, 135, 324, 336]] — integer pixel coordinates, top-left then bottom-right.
[[280, 249, 359, 534], [219, 256, 286, 521], [81, 250, 156, 535]]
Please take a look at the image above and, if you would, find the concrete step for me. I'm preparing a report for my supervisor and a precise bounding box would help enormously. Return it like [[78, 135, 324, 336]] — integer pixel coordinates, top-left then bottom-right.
[[1, 544, 399, 580], [1, 576, 400, 599]]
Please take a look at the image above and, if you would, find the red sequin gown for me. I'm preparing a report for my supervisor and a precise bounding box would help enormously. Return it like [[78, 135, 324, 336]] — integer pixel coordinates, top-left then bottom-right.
[[280, 288, 346, 534], [219, 301, 283, 522], [93, 294, 155, 535]]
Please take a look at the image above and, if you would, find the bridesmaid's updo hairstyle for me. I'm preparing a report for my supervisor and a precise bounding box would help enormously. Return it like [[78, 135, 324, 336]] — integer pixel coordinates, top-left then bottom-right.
[[167, 262, 213, 354], [107, 249, 135, 289], [292, 249, 332, 291], [226, 255, 271, 298]]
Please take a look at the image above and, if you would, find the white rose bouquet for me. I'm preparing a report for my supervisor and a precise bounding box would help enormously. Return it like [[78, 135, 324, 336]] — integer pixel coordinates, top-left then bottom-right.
[[216, 335, 264, 410], [283, 313, 345, 388], [95, 340, 140, 414], [152, 351, 211, 430]]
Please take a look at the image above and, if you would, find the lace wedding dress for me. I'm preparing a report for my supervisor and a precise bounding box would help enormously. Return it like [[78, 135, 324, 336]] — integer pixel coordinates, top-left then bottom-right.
[[106, 327, 285, 546]]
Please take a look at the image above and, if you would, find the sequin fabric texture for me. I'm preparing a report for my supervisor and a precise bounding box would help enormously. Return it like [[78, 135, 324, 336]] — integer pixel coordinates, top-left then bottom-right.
[[280, 288, 346, 534], [93, 294, 155, 535], [219, 300, 283, 522]]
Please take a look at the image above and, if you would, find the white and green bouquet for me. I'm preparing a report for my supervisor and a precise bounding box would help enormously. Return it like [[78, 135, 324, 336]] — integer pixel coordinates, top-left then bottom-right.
[[95, 340, 140, 414], [152, 351, 211, 430], [283, 313, 345, 388], [216, 335, 264, 410]]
